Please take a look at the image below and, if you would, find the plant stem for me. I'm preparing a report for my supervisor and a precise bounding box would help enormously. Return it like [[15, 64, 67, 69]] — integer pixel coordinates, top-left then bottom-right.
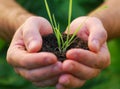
[[67, 0, 72, 41], [44, 0, 108, 53]]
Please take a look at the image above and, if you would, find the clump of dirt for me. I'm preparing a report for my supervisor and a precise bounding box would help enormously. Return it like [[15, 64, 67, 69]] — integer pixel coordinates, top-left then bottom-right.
[[41, 33, 89, 62]]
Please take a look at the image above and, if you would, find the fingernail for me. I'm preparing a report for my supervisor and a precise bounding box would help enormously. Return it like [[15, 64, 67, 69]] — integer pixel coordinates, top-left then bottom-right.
[[92, 40, 100, 51], [28, 41, 38, 52], [29, 41, 36, 49]]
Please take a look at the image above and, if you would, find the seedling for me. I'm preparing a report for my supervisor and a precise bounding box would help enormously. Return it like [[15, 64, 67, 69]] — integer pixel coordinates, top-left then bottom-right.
[[44, 0, 108, 53], [44, 0, 80, 53]]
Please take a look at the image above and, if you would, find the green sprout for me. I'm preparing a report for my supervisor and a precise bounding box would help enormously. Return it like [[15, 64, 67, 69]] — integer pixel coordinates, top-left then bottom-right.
[[44, 0, 80, 53], [44, 0, 108, 53]]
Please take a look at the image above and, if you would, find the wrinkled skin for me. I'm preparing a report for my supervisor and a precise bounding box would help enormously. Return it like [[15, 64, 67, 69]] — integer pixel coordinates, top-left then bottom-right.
[[7, 16, 110, 89]]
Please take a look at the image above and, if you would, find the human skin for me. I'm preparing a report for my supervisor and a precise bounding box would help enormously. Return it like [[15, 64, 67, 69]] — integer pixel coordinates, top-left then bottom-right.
[[0, 0, 120, 89], [56, 0, 120, 88], [56, 17, 110, 89], [1, 0, 63, 87], [0, 0, 33, 42], [89, 0, 120, 40], [7, 16, 63, 87]]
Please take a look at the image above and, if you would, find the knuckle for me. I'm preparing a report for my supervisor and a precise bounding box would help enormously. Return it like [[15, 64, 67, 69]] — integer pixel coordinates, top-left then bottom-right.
[[23, 71, 39, 82], [97, 52, 110, 69], [84, 69, 100, 80], [19, 70, 31, 80], [18, 56, 29, 68], [27, 72, 39, 81], [29, 70, 50, 82], [93, 57, 101, 68], [93, 55, 109, 69], [91, 69, 101, 78], [100, 30, 107, 40], [103, 54, 111, 68]]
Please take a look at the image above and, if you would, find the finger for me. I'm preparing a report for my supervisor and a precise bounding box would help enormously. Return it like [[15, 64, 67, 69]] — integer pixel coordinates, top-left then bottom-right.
[[22, 17, 53, 52], [62, 60, 100, 80], [66, 48, 110, 69], [86, 17, 107, 52], [33, 76, 59, 87], [22, 24, 42, 53], [7, 45, 58, 69], [57, 74, 86, 89], [56, 84, 69, 89], [15, 62, 62, 82]]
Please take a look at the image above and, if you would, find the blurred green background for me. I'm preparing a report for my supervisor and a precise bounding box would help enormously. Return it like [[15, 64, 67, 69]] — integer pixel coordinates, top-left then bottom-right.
[[0, 0, 120, 89]]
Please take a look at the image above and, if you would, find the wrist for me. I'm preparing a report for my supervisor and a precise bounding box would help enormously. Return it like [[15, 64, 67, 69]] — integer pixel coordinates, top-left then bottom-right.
[[8, 10, 34, 32], [89, 12, 113, 40], [88, 0, 120, 40], [6, 13, 34, 42], [0, 0, 34, 42]]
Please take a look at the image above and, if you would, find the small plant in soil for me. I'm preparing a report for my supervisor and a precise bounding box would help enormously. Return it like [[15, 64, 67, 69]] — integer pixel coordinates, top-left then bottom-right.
[[41, 0, 108, 61]]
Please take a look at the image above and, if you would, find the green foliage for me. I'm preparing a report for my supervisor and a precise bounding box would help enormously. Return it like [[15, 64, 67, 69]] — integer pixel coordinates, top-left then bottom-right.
[[0, 39, 6, 51], [44, 0, 76, 53], [44, 0, 107, 53], [16, 0, 103, 31], [108, 39, 120, 73]]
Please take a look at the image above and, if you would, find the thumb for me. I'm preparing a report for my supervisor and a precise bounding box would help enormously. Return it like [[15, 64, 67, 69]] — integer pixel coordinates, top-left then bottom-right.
[[22, 17, 53, 53], [87, 18, 107, 52], [22, 24, 42, 53]]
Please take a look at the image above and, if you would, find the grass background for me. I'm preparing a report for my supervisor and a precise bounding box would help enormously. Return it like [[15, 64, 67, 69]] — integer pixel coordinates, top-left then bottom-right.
[[0, 0, 120, 89]]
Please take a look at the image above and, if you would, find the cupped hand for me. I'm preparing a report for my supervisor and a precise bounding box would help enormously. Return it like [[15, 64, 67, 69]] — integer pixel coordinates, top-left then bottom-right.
[[7, 16, 63, 87], [56, 16, 110, 89]]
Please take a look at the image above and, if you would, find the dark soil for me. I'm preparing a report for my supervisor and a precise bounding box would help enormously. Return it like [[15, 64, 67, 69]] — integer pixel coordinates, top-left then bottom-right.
[[41, 33, 89, 62]]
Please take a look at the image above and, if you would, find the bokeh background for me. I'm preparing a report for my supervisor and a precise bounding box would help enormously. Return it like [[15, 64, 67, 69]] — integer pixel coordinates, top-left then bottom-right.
[[0, 0, 120, 89]]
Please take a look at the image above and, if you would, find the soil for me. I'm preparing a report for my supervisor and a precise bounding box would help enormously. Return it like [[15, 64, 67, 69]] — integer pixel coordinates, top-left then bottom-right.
[[41, 33, 89, 62]]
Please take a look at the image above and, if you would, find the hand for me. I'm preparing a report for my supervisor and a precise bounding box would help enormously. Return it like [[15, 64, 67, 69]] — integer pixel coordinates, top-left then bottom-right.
[[7, 16, 63, 87], [56, 16, 110, 89]]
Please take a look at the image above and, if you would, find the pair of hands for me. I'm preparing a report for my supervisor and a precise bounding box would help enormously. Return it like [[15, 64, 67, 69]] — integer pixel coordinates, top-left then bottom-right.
[[7, 16, 110, 89]]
